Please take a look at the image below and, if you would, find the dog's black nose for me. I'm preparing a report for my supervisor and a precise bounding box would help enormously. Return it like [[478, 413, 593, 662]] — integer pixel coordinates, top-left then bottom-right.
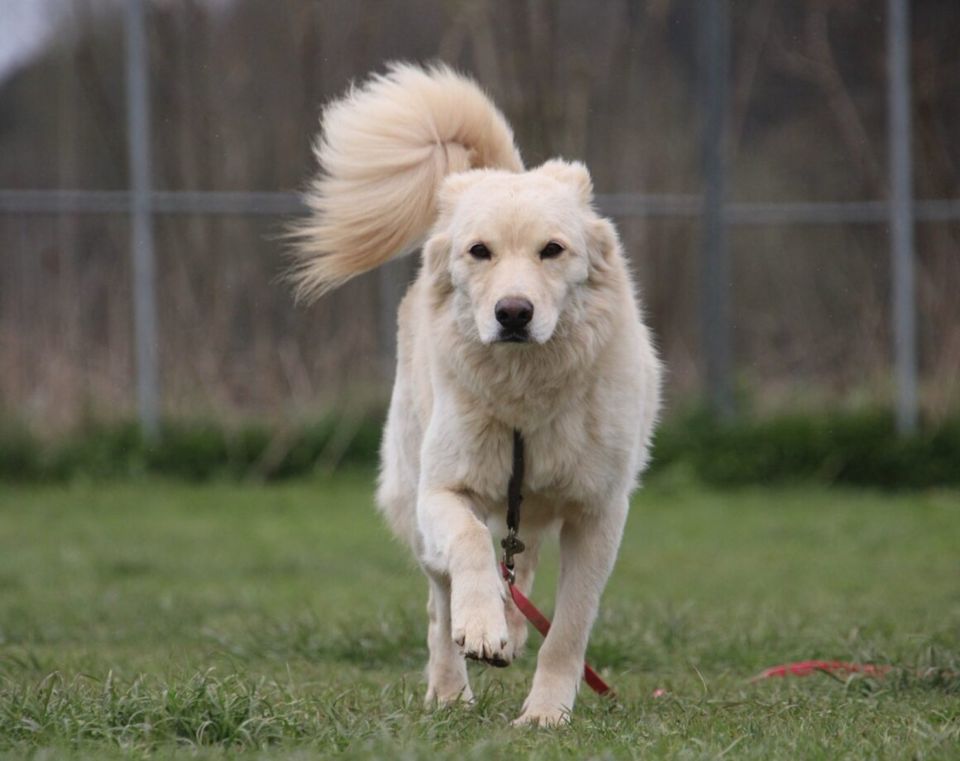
[[495, 298, 534, 331]]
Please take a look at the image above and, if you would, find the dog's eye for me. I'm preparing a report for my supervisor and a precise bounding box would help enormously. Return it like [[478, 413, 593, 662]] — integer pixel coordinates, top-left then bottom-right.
[[540, 241, 565, 259], [469, 243, 492, 260]]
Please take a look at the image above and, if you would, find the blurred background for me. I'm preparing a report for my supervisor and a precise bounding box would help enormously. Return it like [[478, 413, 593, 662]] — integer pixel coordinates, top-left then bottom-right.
[[1, 0, 958, 453]]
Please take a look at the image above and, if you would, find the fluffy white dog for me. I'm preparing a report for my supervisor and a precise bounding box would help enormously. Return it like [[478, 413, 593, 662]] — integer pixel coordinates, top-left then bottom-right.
[[293, 63, 661, 725]]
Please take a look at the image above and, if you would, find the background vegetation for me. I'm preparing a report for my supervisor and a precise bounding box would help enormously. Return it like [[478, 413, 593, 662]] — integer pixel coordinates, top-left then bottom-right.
[[2, 408, 959, 489]]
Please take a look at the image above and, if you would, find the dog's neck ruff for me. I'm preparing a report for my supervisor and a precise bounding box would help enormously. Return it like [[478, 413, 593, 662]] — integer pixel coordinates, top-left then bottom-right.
[[499, 428, 613, 697], [442, 336, 598, 432]]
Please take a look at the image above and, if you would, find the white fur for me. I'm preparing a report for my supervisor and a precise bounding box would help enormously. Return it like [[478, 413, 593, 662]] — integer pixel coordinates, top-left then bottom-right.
[[294, 63, 662, 726]]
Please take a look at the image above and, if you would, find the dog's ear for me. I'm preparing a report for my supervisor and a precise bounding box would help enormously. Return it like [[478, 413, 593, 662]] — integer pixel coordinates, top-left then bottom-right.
[[587, 216, 623, 274], [423, 233, 454, 296], [538, 159, 593, 204]]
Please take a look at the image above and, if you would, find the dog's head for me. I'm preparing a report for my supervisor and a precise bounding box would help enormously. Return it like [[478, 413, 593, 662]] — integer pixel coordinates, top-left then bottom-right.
[[424, 160, 619, 346]]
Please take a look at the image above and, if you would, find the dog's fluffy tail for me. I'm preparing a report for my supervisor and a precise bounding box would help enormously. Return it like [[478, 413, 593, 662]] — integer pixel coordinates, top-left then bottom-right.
[[291, 62, 523, 300]]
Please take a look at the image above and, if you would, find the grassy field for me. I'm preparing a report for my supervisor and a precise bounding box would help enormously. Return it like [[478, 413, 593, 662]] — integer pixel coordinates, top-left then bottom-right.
[[0, 473, 958, 759]]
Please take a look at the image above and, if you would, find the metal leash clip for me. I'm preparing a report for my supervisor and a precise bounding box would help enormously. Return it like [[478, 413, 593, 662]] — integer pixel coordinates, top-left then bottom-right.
[[500, 530, 525, 584]]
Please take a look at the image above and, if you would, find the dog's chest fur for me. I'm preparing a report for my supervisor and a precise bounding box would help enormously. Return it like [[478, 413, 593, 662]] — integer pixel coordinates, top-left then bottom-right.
[[438, 397, 622, 519]]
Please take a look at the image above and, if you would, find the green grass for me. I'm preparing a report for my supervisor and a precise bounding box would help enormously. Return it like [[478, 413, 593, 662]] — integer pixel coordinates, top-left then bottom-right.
[[0, 474, 958, 759]]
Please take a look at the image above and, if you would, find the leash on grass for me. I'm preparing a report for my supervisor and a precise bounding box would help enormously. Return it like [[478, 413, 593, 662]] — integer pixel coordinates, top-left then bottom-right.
[[499, 429, 613, 697], [752, 660, 892, 680], [751, 660, 958, 682]]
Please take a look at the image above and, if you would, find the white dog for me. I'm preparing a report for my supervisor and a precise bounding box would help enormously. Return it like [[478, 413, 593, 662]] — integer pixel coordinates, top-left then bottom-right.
[[293, 63, 661, 725]]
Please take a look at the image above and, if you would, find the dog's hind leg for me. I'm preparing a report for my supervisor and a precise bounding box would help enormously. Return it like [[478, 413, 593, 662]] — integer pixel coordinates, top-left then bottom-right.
[[424, 573, 472, 705]]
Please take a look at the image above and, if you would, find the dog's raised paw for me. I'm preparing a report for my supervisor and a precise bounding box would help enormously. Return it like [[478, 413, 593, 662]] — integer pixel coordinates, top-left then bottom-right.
[[451, 602, 511, 666]]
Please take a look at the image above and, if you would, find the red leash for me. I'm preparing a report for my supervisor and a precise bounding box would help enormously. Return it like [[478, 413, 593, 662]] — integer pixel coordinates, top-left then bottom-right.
[[500, 562, 613, 696], [752, 660, 956, 681], [752, 660, 892, 680]]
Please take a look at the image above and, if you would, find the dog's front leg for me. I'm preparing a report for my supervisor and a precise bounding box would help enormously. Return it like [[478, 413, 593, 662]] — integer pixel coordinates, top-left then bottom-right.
[[516, 497, 628, 726], [418, 487, 511, 667]]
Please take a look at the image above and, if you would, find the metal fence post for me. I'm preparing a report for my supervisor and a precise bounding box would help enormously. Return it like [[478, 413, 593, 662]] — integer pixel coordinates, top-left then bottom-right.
[[124, 0, 159, 438], [887, 0, 918, 435], [700, 0, 733, 419]]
